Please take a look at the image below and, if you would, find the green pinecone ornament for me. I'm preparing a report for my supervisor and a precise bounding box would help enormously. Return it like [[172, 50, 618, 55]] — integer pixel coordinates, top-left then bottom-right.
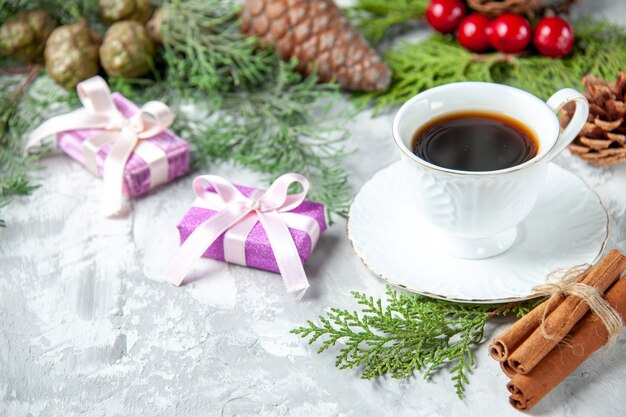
[[99, 21, 155, 78], [145, 7, 164, 44], [99, 0, 153, 23], [0, 10, 57, 63], [44, 21, 101, 89]]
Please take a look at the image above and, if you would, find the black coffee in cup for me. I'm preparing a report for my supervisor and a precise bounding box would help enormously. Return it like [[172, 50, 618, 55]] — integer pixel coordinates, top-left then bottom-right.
[[411, 112, 538, 172]]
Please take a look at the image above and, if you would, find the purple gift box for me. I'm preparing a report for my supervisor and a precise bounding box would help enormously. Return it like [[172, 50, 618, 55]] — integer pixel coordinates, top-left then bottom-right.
[[177, 183, 327, 273], [56, 93, 189, 197]]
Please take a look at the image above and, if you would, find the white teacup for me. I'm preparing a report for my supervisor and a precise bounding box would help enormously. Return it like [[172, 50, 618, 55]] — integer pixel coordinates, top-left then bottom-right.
[[392, 82, 589, 259]]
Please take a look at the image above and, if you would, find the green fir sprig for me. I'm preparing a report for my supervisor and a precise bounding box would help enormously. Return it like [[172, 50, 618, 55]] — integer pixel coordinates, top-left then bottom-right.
[[160, 0, 276, 95], [347, 0, 428, 42], [0, 72, 73, 226], [356, 19, 626, 112], [0, 75, 39, 227], [293, 286, 541, 398]]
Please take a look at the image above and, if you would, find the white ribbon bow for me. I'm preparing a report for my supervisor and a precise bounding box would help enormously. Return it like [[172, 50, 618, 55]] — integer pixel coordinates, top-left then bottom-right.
[[26, 76, 174, 216], [165, 174, 315, 299]]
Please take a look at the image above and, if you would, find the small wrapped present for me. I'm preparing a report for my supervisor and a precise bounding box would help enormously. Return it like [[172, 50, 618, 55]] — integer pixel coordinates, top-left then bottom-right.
[[26, 76, 189, 216], [165, 174, 327, 298]]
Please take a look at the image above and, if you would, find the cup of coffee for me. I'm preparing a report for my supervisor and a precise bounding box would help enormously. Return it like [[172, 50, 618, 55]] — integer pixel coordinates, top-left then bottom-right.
[[392, 82, 589, 259]]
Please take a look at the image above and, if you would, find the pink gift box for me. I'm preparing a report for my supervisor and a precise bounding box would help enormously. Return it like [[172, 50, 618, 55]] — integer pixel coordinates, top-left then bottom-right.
[[56, 93, 189, 197], [177, 183, 327, 273]]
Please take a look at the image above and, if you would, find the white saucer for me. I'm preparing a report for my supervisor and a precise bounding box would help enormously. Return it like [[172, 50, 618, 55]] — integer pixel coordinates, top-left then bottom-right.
[[347, 162, 609, 303]]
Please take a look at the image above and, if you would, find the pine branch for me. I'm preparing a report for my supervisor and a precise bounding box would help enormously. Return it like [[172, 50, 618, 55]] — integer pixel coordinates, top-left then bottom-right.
[[0, 72, 41, 227], [0, 73, 76, 226], [357, 19, 626, 113], [352, 34, 496, 112], [293, 286, 539, 398], [183, 62, 353, 220], [347, 0, 428, 42], [161, 0, 276, 96]]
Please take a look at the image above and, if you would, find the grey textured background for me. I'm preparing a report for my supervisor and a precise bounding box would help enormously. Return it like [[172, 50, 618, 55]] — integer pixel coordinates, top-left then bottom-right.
[[2, 2, 626, 416]]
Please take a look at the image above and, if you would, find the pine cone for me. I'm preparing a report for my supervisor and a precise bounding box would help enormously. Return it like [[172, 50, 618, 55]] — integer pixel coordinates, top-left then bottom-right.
[[44, 21, 100, 89], [0, 10, 57, 63], [562, 73, 626, 166], [99, 0, 153, 24], [240, 0, 391, 92], [99, 21, 155, 78]]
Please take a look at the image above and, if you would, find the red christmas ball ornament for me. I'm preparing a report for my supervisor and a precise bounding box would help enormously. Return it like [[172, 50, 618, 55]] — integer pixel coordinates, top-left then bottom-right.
[[426, 0, 467, 34], [533, 17, 575, 58], [486, 13, 531, 53], [457, 14, 491, 53]]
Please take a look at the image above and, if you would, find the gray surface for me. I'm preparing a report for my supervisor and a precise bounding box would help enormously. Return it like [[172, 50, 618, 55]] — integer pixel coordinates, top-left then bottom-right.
[[2, 3, 626, 416]]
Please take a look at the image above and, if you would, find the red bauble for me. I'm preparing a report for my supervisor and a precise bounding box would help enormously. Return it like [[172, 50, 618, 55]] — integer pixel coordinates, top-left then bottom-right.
[[426, 0, 467, 34], [533, 17, 574, 58], [486, 13, 531, 53], [457, 14, 491, 53]]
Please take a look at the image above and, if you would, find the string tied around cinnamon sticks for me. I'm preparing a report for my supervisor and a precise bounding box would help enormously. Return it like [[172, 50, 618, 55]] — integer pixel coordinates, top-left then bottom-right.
[[532, 265, 624, 346]]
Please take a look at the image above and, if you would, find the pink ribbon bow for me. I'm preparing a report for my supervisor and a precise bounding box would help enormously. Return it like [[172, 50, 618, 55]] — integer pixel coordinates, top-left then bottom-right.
[[25, 76, 174, 216], [165, 174, 313, 299]]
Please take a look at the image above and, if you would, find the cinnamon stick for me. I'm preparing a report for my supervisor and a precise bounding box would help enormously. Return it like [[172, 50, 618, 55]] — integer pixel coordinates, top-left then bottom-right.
[[507, 275, 626, 411], [500, 360, 517, 378], [507, 250, 626, 374], [489, 293, 564, 361]]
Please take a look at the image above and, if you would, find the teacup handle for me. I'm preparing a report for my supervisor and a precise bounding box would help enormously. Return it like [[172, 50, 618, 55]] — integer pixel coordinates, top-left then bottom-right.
[[546, 88, 589, 161]]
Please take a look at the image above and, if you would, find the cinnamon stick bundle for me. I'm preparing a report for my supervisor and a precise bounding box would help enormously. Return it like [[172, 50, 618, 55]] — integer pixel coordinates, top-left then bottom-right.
[[507, 275, 626, 411], [490, 250, 626, 411], [489, 250, 626, 374]]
